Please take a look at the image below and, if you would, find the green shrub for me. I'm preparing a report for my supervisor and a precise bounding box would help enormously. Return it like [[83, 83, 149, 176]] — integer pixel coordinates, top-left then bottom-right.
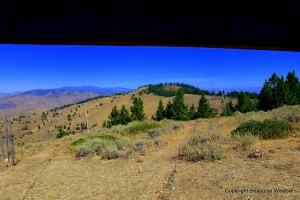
[[101, 145, 119, 159], [71, 138, 86, 146], [56, 128, 70, 138], [125, 122, 161, 134], [93, 135, 116, 141], [232, 119, 293, 139], [186, 143, 224, 161]]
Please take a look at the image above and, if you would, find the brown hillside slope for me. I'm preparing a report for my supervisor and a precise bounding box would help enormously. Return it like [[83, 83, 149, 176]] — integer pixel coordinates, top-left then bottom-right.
[[0, 90, 100, 120], [0, 90, 226, 144]]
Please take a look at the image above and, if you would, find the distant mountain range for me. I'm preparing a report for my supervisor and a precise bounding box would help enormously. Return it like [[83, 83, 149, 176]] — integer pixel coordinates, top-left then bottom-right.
[[60, 86, 133, 94], [0, 86, 132, 118]]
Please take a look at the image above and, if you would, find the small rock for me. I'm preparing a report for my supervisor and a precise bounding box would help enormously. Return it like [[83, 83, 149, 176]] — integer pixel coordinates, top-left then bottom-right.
[[138, 167, 143, 173], [248, 149, 266, 158]]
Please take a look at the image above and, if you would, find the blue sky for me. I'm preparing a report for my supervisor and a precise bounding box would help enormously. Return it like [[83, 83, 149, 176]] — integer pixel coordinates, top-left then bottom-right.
[[0, 44, 300, 93]]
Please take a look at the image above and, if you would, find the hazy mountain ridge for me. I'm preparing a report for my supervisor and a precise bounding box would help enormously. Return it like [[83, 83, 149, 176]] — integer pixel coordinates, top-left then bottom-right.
[[0, 86, 132, 118], [60, 86, 133, 94]]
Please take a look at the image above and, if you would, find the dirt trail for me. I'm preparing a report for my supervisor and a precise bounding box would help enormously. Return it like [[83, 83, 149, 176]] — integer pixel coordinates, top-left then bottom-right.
[[0, 123, 204, 200]]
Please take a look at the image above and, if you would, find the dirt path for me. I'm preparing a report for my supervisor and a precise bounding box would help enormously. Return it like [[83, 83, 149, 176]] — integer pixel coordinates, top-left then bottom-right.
[[0, 123, 203, 200]]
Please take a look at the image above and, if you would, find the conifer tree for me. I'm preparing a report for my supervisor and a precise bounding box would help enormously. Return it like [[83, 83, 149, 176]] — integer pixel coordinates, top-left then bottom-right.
[[189, 104, 197, 119], [258, 81, 274, 111], [170, 89, 190, 120], [119, 105, 131, 125], [153, 99, 165, 121], [131, 97, 145, 121], [221, 99, 235, 116], [258, 70, 300, 111], [286, 70, 299, 104], [275, 76, 289, 107], [196, 94, 215, 118], [236, 92, 257, 113], [164, 100, 173, 119], [109, 105, 120, 125]]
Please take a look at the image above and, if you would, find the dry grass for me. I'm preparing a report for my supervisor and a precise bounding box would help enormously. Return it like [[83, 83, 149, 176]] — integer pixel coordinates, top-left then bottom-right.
[[0, 90, 227, 146]]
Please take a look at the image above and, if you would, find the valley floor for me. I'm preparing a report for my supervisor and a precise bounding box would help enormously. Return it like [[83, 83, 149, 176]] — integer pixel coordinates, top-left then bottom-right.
[[0, 119, 300, 200]]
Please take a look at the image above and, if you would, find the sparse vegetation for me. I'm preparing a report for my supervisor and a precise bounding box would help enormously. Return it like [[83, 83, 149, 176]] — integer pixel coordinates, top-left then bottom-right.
[[186, 130, 226, 162], [147, 130, 161, 138], [186, 143, 224, 161], [71, 135, 130, 159], [233, 133, 258, 149], [190, 131, 225, 144]]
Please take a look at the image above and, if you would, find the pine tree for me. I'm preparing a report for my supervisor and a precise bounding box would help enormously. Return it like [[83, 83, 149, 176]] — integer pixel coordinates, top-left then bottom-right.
[[170, 89, 190, 120], [164, 100, 173, 119], [236, 92, 257, 113], [286, 70, 299, 104], [258, 81, 274, 111], [196, 94, 215, 118], [275, 76, 289, 107], [259, 70, 300, 111], [131, 97, 145, 121], [189, 104, 197, 119], [153, 99, 165, 121], [119, 105, 131, 125], [109, 106, 120, 125], [221, 100, 235, 116]]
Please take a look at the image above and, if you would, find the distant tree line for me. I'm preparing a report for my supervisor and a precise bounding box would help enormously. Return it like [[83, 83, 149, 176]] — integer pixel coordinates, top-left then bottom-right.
[[147, 83, 212, 97], [226, 90, 258, 99], [75, 95, 106, 105], [49, 95, 106, 112]]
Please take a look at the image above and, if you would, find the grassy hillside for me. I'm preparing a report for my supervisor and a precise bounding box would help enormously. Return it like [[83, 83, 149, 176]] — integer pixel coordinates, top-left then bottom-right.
[[0, 87, 227, 143], [0, 87, 299, 199]]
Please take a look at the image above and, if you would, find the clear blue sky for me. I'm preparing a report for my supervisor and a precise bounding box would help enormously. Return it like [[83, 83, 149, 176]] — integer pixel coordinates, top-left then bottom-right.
[[0, 44, 300, 93]]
